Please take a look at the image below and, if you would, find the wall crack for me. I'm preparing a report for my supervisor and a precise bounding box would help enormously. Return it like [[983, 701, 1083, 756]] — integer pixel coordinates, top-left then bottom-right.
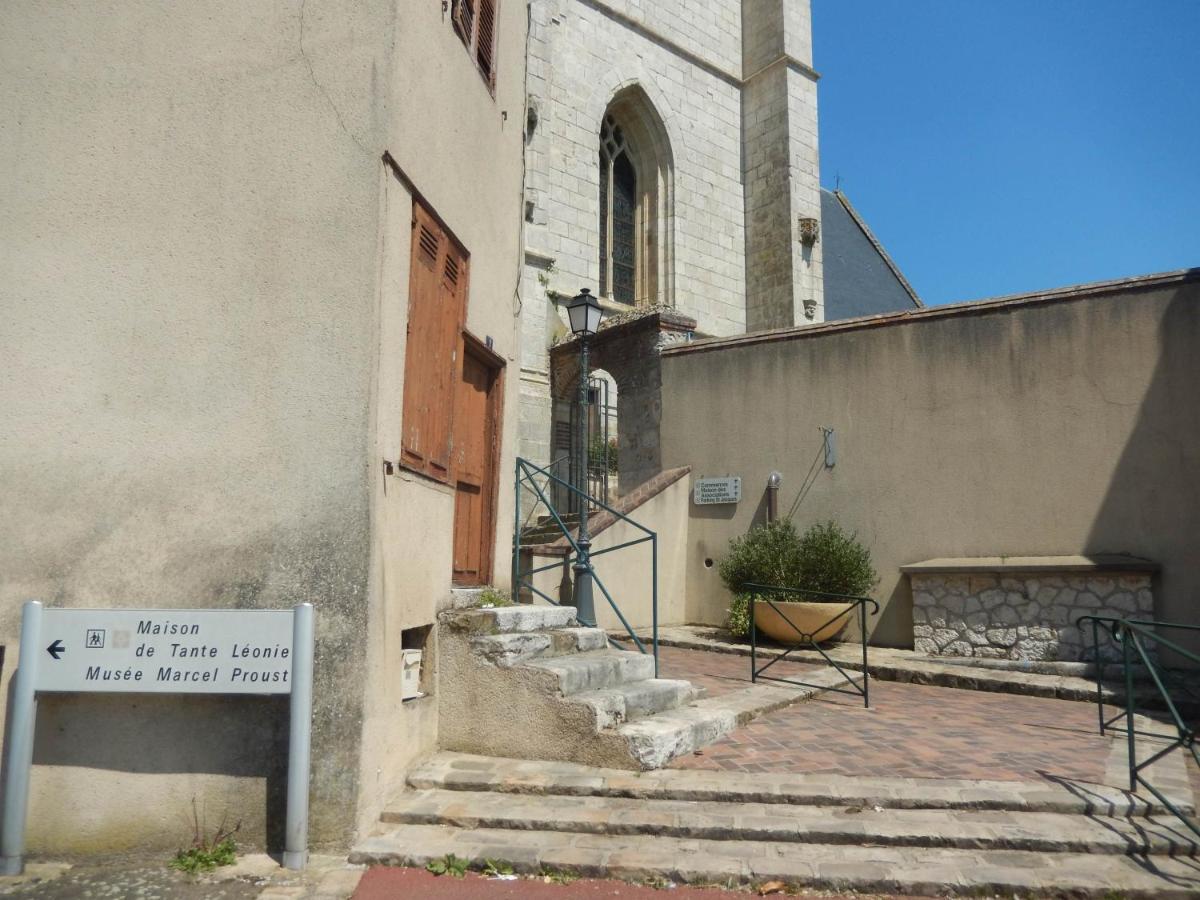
[[298, 0, 371, 156]]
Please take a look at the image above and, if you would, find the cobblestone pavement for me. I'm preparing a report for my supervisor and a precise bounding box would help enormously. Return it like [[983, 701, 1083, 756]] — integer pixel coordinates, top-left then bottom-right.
[[653, 644, 821, 699], [662, 647, 1114, 782]]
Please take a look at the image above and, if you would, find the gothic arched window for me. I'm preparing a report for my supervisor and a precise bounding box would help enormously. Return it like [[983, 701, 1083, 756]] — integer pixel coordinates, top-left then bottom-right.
[[595, 88, 674, 308], [599, 115, 637, 304]]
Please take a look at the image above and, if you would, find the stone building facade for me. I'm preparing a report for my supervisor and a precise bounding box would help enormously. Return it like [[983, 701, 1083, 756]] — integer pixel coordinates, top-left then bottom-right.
[[519, 0, 824, 486]]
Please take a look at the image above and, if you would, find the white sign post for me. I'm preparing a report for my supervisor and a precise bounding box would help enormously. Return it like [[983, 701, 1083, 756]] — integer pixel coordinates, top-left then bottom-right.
[[0, 602, 315, 875]]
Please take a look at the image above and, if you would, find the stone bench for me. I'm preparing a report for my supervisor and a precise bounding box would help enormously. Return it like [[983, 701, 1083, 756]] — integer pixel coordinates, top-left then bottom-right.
[[901, 555, 1158, 662]]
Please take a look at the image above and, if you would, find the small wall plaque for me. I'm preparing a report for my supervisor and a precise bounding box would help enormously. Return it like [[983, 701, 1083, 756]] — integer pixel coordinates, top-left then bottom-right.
[[694, 476, 741, 505]]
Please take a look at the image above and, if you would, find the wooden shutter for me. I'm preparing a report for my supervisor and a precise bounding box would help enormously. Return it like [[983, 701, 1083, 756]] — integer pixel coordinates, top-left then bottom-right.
[[453, 0, 476, 47], [475, 0, 497, 83], [452, 0, 497, 88], [401, 201, 468, 482]]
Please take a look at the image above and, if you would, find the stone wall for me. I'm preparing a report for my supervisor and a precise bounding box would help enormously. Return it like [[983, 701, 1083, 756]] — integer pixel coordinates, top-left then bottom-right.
[[518, 0, 824, 479], [550, 308, 696, 492], [905, 558, 1157, 662], [658, 270, 1200, 651]]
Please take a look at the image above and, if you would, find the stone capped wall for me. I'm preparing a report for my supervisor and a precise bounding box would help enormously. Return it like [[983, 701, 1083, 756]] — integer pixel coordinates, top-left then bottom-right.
[[906, 558, 1157, 662]]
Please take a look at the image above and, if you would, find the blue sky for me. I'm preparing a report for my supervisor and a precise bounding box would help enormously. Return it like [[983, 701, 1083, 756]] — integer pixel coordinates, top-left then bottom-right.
[[813, 0, 1200, 306]]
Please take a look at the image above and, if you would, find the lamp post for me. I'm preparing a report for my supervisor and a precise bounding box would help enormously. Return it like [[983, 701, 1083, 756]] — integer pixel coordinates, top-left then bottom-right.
[[566, 287, 603, 627]]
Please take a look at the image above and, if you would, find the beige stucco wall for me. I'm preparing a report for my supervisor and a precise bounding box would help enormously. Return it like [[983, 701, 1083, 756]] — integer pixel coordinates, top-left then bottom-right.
[[528, 476, 691, 634], [357, 0, 527, 836], [0, 0, 527, 855], [659, 272, 1200, 654]]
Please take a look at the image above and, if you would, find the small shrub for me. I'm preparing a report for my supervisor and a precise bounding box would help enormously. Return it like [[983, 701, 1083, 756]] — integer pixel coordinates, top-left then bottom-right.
[[718, 520, 876, 638], [589, 435, 618, 474], [717, 520, 804, 598], [795, 521, 877, 597]]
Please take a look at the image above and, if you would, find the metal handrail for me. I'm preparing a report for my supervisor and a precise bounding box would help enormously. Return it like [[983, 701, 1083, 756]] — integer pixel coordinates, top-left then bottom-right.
[[513, 457, 658, 676], [743, 584, 879, 708], [1076, 614, 1200, 838]]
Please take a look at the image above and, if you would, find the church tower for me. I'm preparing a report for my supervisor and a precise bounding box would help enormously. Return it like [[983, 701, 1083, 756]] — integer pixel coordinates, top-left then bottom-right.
[[742, 0, 824, 329]]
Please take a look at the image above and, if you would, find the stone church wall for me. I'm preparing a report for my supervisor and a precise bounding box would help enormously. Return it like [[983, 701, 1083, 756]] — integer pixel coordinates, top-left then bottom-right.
[[521, 1, 817, 487], [525, 0, 748, 332]]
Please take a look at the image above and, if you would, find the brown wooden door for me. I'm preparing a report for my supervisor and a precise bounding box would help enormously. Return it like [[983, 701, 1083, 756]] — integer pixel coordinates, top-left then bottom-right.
[[452, 340, 500, 585]]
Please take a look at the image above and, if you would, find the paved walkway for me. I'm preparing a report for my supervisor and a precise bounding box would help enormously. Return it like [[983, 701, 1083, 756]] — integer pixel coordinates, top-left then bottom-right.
[[354, 868, 916, 898], [658, 645, 1114, 782], [652, 644, 821, 699]]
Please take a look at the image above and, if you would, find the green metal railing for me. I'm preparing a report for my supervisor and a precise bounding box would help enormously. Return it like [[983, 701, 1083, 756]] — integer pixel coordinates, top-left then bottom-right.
[[1077, 614, 1200, 838], [745, 585, 879, 708], [513, 457, 658, 676]]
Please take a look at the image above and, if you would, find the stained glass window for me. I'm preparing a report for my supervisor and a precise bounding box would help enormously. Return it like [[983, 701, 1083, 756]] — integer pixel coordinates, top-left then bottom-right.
[[598, 114, 636, 305]]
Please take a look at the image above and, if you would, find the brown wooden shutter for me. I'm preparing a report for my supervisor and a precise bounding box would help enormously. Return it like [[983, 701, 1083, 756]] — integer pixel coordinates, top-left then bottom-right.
[[475, 0, 497, 82], [453, 0, 476, 47], [402, 201, 468, 483]]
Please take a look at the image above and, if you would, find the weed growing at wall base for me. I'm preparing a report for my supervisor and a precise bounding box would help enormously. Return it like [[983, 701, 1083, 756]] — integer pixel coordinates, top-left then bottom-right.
[[169, 799, 239, 874], [426, 853, 469, 877]]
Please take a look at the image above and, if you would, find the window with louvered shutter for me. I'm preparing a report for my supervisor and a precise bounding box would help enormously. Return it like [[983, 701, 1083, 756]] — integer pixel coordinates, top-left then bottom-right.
[[402, 200, 469, 483], [452, 0, 498, 90]]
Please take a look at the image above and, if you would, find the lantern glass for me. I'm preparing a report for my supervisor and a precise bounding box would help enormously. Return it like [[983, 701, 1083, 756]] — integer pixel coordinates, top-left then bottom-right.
[[567, 288, 603, 337]]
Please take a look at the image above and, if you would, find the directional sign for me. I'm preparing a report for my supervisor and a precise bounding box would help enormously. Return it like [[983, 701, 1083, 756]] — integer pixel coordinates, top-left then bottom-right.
[[36, 608, 295, 695], [693, 476, 742, 505], [1, 602, 314, 877]]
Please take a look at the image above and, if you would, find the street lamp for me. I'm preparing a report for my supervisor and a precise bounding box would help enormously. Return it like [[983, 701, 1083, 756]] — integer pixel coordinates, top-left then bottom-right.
[[566, 287, 603, 627]]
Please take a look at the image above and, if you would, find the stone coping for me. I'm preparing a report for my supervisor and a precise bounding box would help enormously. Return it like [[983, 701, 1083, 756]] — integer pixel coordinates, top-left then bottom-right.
[[524, 466, 692, 556], [662, 267, 1200, 358], [900, 554, 1160, 574]]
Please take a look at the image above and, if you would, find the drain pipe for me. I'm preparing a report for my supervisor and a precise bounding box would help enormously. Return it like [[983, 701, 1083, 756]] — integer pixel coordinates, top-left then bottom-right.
[[766, 471, 782, 523]]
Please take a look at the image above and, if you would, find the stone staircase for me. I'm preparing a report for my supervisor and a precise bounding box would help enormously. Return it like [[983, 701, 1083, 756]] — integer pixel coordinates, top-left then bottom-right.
[[353, 753, 1200, 897], [518, 512, 581, 546], [437, 602, 848, 770]]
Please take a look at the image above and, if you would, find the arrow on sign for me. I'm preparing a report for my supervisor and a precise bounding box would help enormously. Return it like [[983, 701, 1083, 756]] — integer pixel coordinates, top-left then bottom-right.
[[46, 640, 65, 660]]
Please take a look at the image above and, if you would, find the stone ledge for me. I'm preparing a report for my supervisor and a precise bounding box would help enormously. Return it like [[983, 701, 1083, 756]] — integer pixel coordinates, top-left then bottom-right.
[[523, 466, 691, 555], [901, 555, 1160, 574]]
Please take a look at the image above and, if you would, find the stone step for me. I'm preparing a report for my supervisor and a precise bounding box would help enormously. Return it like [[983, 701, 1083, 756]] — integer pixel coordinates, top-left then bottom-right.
[[520, 529, 568, 544], [381, 788, 1200, 857], [350, 823, 1200, 898], [635, 626, 1200, 712], [449, 604, 577, 635], [570, 679, 700, 729], [408, 753, 1191, 817], [524, 649, 656, 696], [616, 671, 865, 769], [471, 627, 609, 668]]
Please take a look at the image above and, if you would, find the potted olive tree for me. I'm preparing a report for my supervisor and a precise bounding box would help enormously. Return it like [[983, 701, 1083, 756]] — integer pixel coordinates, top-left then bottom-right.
[[719, 520, 876, 643]]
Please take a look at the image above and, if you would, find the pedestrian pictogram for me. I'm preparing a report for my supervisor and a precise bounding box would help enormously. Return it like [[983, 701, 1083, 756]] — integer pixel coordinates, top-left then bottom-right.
[[86, 629, 105, 649]]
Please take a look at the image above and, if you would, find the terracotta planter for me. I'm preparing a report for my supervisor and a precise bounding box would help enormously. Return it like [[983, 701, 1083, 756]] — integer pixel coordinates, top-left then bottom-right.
[[753, 600, 853, 645]]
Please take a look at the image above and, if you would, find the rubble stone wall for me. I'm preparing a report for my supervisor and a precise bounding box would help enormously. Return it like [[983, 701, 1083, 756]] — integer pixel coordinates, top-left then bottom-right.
[[911, 572, 1154, 662]]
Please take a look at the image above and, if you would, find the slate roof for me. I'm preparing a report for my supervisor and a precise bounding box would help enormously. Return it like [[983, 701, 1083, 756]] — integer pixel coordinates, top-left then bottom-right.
[[821, 188, 922, 321]]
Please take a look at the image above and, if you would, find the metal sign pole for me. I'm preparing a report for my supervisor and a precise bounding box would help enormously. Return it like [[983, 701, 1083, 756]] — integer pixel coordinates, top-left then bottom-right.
[[1, 601, 44, 876], [0, 601, 314, 874], [283, 603, 314, 870]]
